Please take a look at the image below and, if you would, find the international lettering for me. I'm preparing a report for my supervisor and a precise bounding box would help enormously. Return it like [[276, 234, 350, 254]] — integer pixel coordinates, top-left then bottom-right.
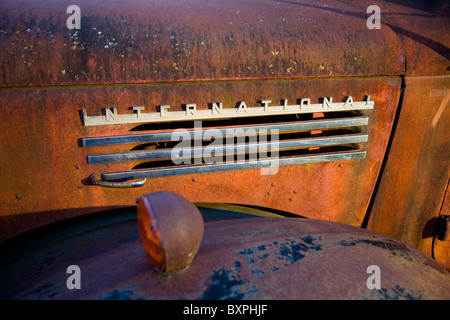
[[82, 95, 374, 126]]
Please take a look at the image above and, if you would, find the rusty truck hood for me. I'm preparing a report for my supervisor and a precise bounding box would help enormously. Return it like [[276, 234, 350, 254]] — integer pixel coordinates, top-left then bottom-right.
[[1, 206, 449, 300], [0, 0, 448, 88]]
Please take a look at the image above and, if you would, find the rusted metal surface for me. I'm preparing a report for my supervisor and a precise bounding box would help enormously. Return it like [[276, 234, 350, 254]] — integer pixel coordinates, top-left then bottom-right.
[[0, 0, 447, 88], [136, 191, 204, 272], [367, 76, 450, 264], [0, 77, 400, 241], [1, 207, 449, 300], [0, 0, 448, 264], [380, 1, 450, 77]]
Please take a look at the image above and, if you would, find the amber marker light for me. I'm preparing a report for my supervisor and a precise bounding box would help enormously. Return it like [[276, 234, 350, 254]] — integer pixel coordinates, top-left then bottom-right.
[[136, 191, 204, 273]]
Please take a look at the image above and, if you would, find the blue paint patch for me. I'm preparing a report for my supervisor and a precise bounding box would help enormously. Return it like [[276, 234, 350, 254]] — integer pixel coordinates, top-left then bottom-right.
[[339, 239, 356, 247], [239, 248, 254, 255], [199, 267, 246, 300], [301, 235, 315, 245], [237, 236, 322, 267], [251, 269, 265, 275], [376, 285, 423, 300], [278, 241, 307, 266], [260, 252, 270, 259], [99, 289, 145, 300], [199, 235, 322, 299]]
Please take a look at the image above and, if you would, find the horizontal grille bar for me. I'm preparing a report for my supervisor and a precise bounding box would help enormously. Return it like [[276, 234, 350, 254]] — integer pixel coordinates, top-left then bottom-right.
[[101, 151, 367, 181], [87, 134, 368, 164], [81, 117, 369, 147]]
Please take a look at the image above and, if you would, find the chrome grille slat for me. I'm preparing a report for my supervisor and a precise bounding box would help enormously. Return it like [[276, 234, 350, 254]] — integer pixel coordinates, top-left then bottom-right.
[[101, 151, 367, 181], [81, 117, 369, 147], [87, 134, 368, 164]]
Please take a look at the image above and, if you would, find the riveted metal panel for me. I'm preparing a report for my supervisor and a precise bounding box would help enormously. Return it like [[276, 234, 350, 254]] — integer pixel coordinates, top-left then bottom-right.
[[0, 77, 400, 241]]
